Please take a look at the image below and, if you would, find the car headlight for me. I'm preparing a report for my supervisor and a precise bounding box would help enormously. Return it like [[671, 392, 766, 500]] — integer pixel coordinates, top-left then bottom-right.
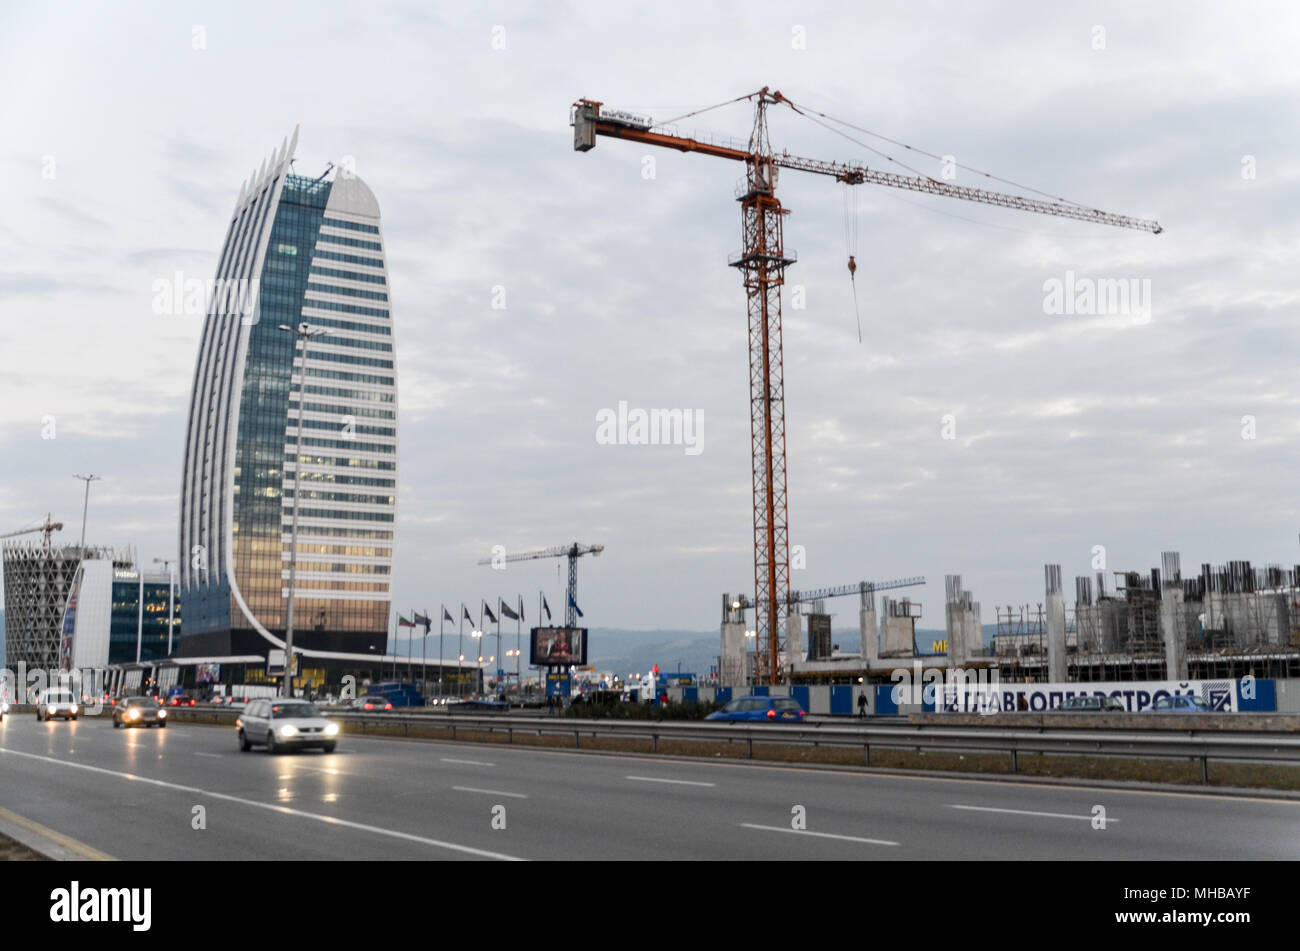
[[70, 704, 78, 713], [47, 705, 57, 714], [127, 709, 139, 719], [324, 723, 339, 736], [279, 725, 298, 737], [158, 709, 166, 718]]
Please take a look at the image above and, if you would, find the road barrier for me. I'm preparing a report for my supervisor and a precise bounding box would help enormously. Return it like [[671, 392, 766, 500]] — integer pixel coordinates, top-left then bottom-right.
[[150, 706, 1300, 783]]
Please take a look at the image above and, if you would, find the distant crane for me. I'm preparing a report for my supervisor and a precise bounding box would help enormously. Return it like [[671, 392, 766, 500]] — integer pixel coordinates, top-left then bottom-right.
[[573, 87, 1161, 683], [478, 543, 605, 627], [0, 514, 64, 547]]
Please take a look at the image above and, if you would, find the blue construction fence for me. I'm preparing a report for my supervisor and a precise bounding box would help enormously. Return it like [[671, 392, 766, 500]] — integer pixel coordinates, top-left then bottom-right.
[[666, 679, 1283, 716]]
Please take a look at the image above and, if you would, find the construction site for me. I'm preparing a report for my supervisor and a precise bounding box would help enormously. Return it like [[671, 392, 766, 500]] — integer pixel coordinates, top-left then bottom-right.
[[716, 550, 1300, 693]]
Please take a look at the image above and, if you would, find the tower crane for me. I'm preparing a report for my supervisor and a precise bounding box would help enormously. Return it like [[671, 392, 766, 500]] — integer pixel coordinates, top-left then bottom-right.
[[0, 514, 64, 547], [478, 542, 605, 627], [572, 87, 1161, 684]]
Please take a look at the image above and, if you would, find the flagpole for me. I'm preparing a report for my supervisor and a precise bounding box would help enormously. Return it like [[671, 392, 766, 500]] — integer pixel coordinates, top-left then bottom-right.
[[421, 610, 427, 698], [517, 594, 523, 692], [496, 600, 502, 698], [458, 603, 465, 699], [438, 605, 445, 699]]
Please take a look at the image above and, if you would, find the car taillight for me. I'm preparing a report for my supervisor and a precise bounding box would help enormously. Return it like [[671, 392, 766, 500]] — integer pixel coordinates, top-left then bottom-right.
[[767, 709, 776, 718]]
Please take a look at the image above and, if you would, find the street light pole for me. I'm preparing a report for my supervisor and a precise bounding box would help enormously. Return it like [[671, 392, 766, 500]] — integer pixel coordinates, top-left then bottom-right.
[[279, 322, 327, 698], [72, 474, 100, 551]]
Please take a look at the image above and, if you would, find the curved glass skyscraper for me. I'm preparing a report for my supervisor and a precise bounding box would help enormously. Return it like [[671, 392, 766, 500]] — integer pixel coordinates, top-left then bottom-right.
[[179, 128, 397, 671]]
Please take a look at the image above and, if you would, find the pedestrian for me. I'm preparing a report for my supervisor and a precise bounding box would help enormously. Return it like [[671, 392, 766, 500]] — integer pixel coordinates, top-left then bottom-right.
[[857, 691, 867, 718]]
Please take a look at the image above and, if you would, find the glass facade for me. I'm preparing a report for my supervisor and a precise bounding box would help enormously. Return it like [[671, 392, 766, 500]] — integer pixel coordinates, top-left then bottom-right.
[[109, 578, 181, 665], [179, 136, 396, 665]]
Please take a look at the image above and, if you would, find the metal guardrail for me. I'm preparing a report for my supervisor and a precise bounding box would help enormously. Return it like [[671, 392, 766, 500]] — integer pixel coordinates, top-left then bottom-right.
[[154, 707, 1300, 783]]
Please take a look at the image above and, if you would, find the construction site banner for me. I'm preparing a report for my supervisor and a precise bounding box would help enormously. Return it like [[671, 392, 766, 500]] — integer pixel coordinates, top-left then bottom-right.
[[935, 678, 1245, 714]]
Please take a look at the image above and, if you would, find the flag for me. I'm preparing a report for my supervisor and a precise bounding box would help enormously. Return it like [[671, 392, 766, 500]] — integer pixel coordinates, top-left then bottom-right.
[[442, 607, 454, 624], [413, 611, 431, 632], [568, 593, 584, 618], [463, 606, 473, 624], [484, 602, 497, 624], [542, 595, 552, 622], [519, 597, 525, 624], [500, 599, 519, 621], [398, 614, 416, 628]]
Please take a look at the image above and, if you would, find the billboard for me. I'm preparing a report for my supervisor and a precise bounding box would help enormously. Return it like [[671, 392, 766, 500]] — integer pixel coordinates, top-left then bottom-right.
[[530, 627, 588, 667]]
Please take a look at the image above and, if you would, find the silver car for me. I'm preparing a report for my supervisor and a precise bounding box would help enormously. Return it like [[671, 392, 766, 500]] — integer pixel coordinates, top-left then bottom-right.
[[236, 698, 339, 753]]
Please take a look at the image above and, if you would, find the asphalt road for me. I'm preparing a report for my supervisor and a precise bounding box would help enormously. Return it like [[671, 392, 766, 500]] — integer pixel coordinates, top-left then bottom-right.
[[0, 714, 1296, 860]]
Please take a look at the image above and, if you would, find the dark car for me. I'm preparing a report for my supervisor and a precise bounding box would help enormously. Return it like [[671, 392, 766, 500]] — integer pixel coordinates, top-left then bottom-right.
[[114, 696, 168, 729], [1057, 695, 1126, 712], [1148, 695, 1216, 713], [168, 694, 197, 707], [706, 696, 806, 722], [352, 696, 393, 711]]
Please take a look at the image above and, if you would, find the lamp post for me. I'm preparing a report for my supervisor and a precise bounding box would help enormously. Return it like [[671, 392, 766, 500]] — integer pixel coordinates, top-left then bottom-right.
[[72, 474, 101, 552], [153, 558, 176, 656], [278, 322, 328, 698]]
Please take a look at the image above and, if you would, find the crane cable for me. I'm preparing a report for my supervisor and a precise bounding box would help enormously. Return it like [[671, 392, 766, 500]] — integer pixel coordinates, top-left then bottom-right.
[[843, 183, 862, 343], [781, 96, 1092, 209], [659, 91, 761, 128]]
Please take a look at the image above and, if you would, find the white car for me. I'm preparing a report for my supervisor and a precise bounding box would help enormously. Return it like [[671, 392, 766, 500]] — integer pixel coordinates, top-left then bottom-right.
[[36, 688, 80, 722], [236, 699, 339, 754]]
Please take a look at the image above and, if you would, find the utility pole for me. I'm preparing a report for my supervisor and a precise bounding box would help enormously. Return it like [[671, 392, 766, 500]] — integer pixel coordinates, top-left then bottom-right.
[[279, 322, 328, 697], [72, 474, 101, 551]]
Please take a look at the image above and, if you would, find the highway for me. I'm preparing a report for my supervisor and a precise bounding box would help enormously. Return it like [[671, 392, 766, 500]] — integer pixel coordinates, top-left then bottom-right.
[[0, 715, 1296, 861]]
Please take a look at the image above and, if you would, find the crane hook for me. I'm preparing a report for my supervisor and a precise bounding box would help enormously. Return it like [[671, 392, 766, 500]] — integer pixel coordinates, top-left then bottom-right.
[[847, 255, 857, 278]]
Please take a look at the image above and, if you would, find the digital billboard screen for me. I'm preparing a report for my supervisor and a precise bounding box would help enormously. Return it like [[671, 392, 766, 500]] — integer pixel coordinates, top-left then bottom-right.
[[530, 627, 588, 667]]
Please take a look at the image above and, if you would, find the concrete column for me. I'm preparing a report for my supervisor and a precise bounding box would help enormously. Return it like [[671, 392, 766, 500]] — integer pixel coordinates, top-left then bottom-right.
[[785, 612, 803, 665], [946, 602, 966, 669], [860, 603, 879, 667], [962, 607, 982, 660], [1046, 595, 1066, 682], [720, 621, 746, 687], [1161, 586, 1188, 679]]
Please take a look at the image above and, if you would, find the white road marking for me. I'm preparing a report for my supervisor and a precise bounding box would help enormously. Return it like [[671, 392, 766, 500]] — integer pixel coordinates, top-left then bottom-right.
[[0, 746, 523, 861], [442, 758, 495, 767], [194, 752, 222, 759], [452, 786, 527, 799], [740, 823, 898, 846], [949, 804, 1119, 822], [626, 776, 716, 787]]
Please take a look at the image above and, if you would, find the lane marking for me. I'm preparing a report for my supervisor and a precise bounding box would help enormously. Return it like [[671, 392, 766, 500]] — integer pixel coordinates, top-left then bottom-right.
[[442, 758, 495, 767], [178, 726, 1300, 807], [740, 823, 898, 846], [626, 776, 716, 787], [949, 804, 1120, 822], [0, 805, 116, 861], [452, 786, 527, 799], [0, 746, 523, 861], [194, 752, 222, 759]]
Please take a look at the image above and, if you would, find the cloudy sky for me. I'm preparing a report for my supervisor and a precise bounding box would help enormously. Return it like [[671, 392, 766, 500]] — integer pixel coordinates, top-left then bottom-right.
[[2, 1, 1298, 638]]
